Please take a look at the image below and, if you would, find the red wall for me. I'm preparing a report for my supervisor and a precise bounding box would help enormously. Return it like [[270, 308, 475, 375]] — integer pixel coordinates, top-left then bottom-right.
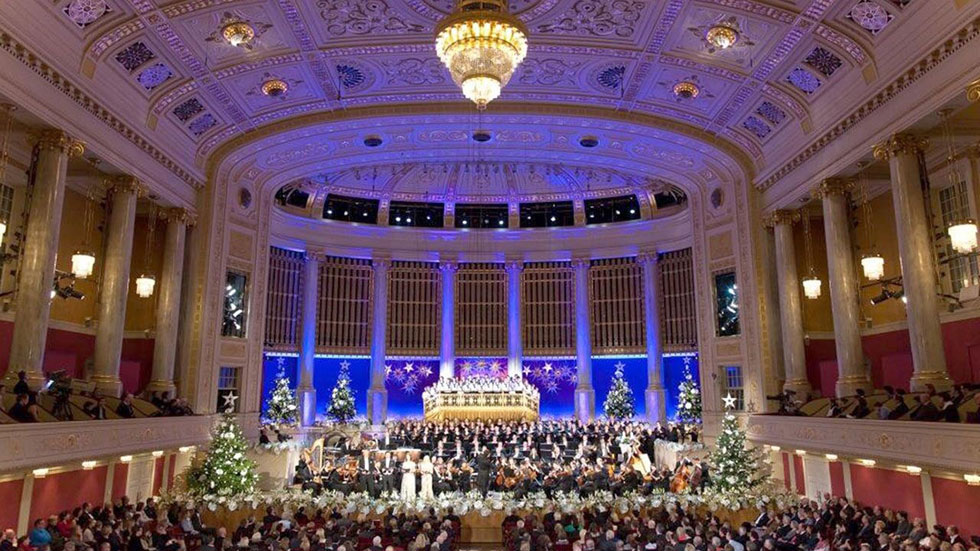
[[782, 453, 791, 491], [0, 479, 23, 531], [793, 455, 806, 495], [849, 465, 925, 519], [0, 321, 154, 395], [805, 315, 980, 394], [111, 464, 129, 502], [931, 476, 980, 538], [29, 467, 107, 524], [829, 461, 845, 497], [152, 457, 165, 496]]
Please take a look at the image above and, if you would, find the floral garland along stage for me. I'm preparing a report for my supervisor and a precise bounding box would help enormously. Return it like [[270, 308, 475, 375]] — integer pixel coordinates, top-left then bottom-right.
[[161, 484, 796, 518]]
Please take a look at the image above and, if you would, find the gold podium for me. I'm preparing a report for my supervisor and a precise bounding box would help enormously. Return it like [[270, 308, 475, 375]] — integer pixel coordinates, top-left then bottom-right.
[[423, 390, 540, 422]]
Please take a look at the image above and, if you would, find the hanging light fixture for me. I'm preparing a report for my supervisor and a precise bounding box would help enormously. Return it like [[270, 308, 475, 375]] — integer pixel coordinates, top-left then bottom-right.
[[857, 162, 885, 281], [71, 189, 100, 279], [435, 0, 528, 109], [706, 24, 739, 50], [261, 78, 289, 98], [802, 208, 822, 299], [222, 21, 256, 47], [135, 205, 157, 298], [939, 109, 977, 254], [672, 81, 700, 100]]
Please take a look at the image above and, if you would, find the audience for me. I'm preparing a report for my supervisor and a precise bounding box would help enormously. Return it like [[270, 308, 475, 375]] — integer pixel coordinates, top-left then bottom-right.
[[773, 384, 980, 424], [0, 381, 193, 424], [4, 492, 976, 551]]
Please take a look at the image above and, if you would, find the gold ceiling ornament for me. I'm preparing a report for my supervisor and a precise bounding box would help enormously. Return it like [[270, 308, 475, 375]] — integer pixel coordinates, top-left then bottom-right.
[[435, 0, 529, 109], [261, 78, 289, 98], [871, 133, 927, 161], [811, 177, 853, 199], [672, 81, 700, 100], [762, 209, 799, 229], [967, 78, 980, 103], [222, 21, 256, 48], [706, 24, 739, 50]]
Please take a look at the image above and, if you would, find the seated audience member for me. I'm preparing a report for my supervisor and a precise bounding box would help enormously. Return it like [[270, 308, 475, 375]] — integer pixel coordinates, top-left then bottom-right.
[[910, 395, 940, 422], [939, 393, 960, 423], [28, 519, 51, 548], [116, 393, 136, 418], [967, 393, 980, 423], [12, 370, 30, 396], [83, 396, 109, 420], [8, 393, 39, 423], [848, 389, 871, 419], [886, 389, 910, 420]]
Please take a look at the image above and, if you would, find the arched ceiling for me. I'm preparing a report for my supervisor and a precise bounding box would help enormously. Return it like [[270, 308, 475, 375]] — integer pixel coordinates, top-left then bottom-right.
[[3, 0, 972, 206]]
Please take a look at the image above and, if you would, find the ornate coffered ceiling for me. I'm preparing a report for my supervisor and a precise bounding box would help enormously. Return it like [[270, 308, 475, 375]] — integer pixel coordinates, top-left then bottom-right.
[[0, 0, 974, 202]]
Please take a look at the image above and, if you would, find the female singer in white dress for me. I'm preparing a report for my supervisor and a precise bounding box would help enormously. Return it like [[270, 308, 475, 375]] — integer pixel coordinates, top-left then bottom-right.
[[419, 455, 435, 500], [400, 452, 417, 501]]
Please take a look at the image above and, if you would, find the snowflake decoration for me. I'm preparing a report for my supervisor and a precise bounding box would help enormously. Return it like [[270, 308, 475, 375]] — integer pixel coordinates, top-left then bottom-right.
[[391, 367, 405, 382], [554, 366, 572, 382], [188, 113, 218, 137], [804, 46, 843, 77], [115, 42, 155, 73], [848, 1, 893, 34], [402, 375, 418, 394], [756, 101, 786, 125], [545, 381, 559, 394], [64, 0, 110, 28], [786, 67, 821, 95], [418, 364, 433, 378], [743, 116, 771, 139], [136, 64, 173, 90], [173, 98, 205, 123]]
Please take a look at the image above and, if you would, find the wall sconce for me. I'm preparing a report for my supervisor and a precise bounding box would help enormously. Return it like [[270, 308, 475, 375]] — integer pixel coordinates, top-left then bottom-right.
[[32, 468, 49, 478], [795, 449, 807, 456], [905, 465, 922, 475], [825, 454, 838, 461], [965, 474, 980, 486], [82, 461, 97, 470], [119, 455, 133, 463], [151, 450, 164, 458], [859, 459, 876, 467]]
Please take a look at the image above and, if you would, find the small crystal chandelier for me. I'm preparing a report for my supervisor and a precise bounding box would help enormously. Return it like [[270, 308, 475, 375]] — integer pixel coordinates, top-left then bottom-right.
[[939, 110, 977, 254], [135, 274, 156, 298], [857, 163, 884, 281], [261, 78, 289, 98], [435, 0, 529, 109], [222, 21, 255, 47], [802, 209, 822, 299], [706, 24, 739, 50], [72, 189, 100, 279], [672, 81, 700, 100], [0, 104, 13, 245]]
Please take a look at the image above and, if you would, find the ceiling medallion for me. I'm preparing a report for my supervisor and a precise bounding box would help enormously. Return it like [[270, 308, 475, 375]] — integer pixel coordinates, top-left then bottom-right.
[[261, 78, 289, 98], [435, 0, 529, 109], [672, 81, 700, 101], [705, 24, 738, 50]]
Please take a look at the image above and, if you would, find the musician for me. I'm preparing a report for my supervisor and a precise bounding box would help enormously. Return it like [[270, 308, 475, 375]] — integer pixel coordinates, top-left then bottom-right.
[[356, 450, 377, 496], [475, 447, 493, 495], [379, 452, 399, 495]]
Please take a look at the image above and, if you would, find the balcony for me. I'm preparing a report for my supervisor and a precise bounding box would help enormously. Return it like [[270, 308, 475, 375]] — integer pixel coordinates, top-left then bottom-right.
[[746, 414, 980, 473]]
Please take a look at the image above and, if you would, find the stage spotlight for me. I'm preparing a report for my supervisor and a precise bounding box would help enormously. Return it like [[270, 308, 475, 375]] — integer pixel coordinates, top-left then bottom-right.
[[870, 289, 891, 305], [892, 289, 906, 303]]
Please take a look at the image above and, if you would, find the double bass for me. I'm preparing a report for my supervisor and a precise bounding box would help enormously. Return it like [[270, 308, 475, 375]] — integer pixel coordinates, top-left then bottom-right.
[[669, 462, 691, 493]]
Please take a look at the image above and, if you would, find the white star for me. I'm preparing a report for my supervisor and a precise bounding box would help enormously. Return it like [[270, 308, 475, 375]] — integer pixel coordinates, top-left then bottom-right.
[[385, 364, 392, 376], [614, 361, 625, 371], [404, 362, 414, 373], [222, 392, 239, 412], [276, 357, 285, 368], [543, 362, 553, 372], [722, 393, 737, 410], [339, 360, 351, 370]]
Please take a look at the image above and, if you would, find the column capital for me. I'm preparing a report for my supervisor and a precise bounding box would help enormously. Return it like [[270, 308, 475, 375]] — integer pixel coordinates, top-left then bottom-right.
[[504, 259, 523, 273], [762, 209, 800, 228], [161, 207, 197, 226], [108, 175, 147, 198], [571, 257, 591, 270], [967, 77, 980, 103], [31, 129, 85, 157], [372, 257, 391, 271], [304, 249, 326, 263], [636, 251, 659, 265], [812, 178, 853, 199], [439, 260, 458, 273], [872, 133, 928, 161]]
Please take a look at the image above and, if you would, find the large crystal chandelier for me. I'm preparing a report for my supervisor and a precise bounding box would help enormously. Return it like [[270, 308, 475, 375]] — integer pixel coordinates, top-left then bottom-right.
[[435, 0, 528, 109]]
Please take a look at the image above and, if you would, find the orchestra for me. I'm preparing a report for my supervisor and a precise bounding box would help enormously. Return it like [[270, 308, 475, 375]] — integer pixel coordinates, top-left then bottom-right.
[[292, 418, 707, 501]]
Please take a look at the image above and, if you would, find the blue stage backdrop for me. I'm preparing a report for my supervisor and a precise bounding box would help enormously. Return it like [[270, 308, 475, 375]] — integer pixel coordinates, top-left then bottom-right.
[[662, 354, 699, 421], [262, 352, 698, 421]]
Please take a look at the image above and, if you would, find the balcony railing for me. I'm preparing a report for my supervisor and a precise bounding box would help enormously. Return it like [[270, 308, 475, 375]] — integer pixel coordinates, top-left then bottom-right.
[[746, 414, 980, 473]]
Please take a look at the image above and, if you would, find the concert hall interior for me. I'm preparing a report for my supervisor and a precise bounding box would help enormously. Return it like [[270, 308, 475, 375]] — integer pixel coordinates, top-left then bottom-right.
[[1, 0, 980, 549]]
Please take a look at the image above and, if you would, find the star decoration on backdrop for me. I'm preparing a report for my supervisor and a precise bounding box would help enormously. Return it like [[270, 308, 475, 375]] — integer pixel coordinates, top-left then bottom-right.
[[614, 361, 626, 370], [384, 364, 392, 377], [404, 362, 414, 373], [339, 360, 351, 370], [543, 362, 553, 372], [419, 364, 433, 377], [276, 356, 285, 368], [722, 393, 737, 410]]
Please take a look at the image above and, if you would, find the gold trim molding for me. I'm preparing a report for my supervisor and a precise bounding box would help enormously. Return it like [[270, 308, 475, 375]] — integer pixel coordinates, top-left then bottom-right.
[[812, 178, 853, 199], [762, 209, 800, 228], [968, 77, 980, 103], [872, 133, 928, 161], [31, 129, 85, 157]]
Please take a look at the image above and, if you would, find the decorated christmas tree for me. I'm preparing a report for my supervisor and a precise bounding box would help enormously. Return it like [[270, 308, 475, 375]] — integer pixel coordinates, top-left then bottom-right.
[[603, 361, 636, 419], [710, 394, 760, 493], [326, 360, 356, 423], [676, 360, 702, 424], [187, 413, 258, 500], [264, 366, 299, 425]]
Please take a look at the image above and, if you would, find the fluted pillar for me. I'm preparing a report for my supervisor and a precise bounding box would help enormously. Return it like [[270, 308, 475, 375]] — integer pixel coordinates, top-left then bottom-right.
[[146, 208, 193, 396], [296, 252, 320, 426], [765, 210, 812, 395], [815, 180, 870, 396], [874, 135, 952, 391], [505, 260, 523, 378], [367, 258, 389, 425], [8, 130, 83, 389], [638, 252, 666, 424], [572, 258, 595, 421], [91, 176, 144, 397], [439, 262, 457, 380]]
